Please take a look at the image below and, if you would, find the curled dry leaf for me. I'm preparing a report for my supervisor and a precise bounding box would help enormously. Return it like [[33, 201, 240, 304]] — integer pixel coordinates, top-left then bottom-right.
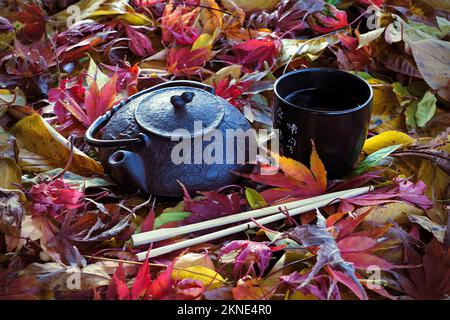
[[11, 114, 103, 175]]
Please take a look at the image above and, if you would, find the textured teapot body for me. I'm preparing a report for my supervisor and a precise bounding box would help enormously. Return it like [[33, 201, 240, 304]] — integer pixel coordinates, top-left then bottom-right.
[[87, 81, 254, 197]]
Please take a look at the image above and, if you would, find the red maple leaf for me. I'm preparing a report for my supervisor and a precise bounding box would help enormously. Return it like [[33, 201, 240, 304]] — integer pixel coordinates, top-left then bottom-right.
[[398, 239, 450, 299], [182, 185, 242, 225], [14, 4, 48, 42], [213, 77, 254, 109], [166, 47, 213, 76], [224, 38, 281, 71], [48, 73, 119, 136], [107, 257, 174, 300]]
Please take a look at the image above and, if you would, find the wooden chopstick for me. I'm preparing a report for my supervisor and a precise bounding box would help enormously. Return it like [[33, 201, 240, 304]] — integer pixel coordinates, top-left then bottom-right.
[[135, 186, 372, 260], [132, 186, 370, 247]]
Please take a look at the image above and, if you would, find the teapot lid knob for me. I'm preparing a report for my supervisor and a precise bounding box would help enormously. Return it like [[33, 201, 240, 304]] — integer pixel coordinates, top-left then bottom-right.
[[134, 86, 225, 139], [170, 92, 195, 108]]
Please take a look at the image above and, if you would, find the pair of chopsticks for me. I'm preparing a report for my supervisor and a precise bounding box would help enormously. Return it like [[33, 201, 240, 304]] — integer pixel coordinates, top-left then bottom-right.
[[132, 186, 372, 261]]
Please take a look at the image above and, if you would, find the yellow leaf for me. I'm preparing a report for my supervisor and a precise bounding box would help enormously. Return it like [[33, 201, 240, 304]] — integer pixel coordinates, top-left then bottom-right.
[[53, 0, 106, 21], [192, 30, 220, 51], [278, 35, 342, 68], [194, 0, 223, 34], [204, 65, 242, 85], [174, 253, 215, 270], [363, 130, 415, 154], [119, 12, 153, 26], [288, 290, 319, 300], [11, 114, 103, 176], [363, 203, 424, 224], [172, 266, 225, 289]]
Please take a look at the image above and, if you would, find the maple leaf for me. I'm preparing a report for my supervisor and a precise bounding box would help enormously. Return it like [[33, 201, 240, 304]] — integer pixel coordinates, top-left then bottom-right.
[[125, 25, 155, 57], [29, 179, 84, 218], [223, 38, 281, 71], [280, 272, 341, 300], [241, 141, 327, 204], [13, 3, 48, 42], [213, 76, 254, 109], [2, 39, 55, 78], [284, 212, 368, 299], [167, 47, 213, 76], [398, 239, 450, 299], [339, 178, 433, 212], [248, 0, 323, 36], [182, 186, 242, 225], [107, 257, 174, 300], [307, 3, 348, 34], [85, 73, 118, 124], [219, 240, 274, 277], [161, 2, 201, 45], [103, 62, 140, 96], [49, 73, 119, 135]]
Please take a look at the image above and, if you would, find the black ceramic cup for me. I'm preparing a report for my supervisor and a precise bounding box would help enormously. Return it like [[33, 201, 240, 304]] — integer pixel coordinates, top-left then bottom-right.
[[274, 68, 373, 179]]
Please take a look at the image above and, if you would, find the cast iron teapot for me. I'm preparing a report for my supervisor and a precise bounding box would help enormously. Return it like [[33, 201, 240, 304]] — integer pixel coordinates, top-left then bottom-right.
[[86, 80, 254, 197]]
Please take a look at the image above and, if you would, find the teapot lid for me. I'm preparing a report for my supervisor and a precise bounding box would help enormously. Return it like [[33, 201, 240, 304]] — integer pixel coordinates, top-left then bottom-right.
[[134, 86, 225, 139]]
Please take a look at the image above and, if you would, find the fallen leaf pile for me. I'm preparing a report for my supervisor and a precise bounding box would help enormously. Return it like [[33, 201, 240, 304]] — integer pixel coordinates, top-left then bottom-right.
[[0, 0, 448, 300]]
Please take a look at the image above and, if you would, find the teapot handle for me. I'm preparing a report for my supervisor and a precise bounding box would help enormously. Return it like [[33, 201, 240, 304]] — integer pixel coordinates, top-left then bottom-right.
[[85, 80, 215, 148]]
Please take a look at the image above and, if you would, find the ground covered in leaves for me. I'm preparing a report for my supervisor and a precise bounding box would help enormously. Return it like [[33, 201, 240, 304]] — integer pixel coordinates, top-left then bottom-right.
[[0, 0, 449, 300]]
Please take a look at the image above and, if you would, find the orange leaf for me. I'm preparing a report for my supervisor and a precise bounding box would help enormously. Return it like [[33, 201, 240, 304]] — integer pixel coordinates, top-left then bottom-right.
[[310, 142, 327, 191], [279, 156, 316, 187]]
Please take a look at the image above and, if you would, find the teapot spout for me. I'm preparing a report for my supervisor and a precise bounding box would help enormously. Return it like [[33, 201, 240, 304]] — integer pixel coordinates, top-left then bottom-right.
[[108, 150, 148, 193]]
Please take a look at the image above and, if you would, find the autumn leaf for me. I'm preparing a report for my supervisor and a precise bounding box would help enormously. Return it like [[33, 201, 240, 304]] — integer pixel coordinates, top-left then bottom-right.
[[14, 4, 48, 42], [0, 189, 25, 252], [307, 3, 348, 34], [0, 132, 22, 190], [85, 73, 118, 124], [242, 142, 327, 204], [172, 266, 225, 289], [223, 37, 281, 71], [182, 185, 242, 225], [363, 130, 415, 154], [166, 47, 213, 76], [162, 2, 201, 45], [125, 25, 155, 57], [398, 239, 450, 299], [339, 178, 433, 212], [11, 113, 104, 175], [49, 68, 119, 135], [219, 240, 274, 277]]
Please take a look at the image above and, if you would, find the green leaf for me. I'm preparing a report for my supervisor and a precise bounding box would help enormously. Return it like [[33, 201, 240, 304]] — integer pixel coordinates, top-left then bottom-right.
[[415, 91, 437, 127], [245, 187, 267, 209], [392, 82, 414, 106], [405, 100, 418, 128], [354, 144, 402, 175], [154, 212, 191, 229]]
